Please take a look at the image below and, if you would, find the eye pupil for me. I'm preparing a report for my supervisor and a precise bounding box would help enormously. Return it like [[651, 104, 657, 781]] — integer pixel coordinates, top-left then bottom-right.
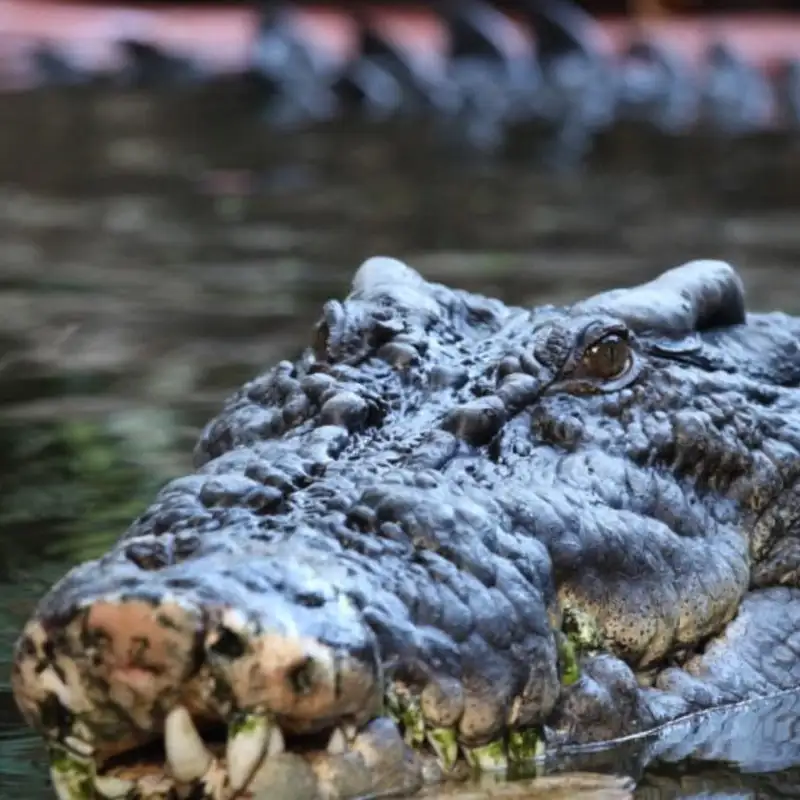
[[582, 334, 630, 380]]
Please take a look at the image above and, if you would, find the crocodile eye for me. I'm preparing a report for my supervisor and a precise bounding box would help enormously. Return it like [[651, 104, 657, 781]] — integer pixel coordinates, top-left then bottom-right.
[[579, 333, 631, 381]]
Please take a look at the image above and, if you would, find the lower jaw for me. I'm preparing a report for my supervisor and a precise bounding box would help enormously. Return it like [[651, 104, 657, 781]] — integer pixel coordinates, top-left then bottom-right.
[[53, 709, 422, 800], [52, 700, 551, 800]]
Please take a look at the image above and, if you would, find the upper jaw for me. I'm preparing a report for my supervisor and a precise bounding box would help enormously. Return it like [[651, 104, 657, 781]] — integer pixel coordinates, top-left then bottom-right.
[[10, 547, 400, 799]]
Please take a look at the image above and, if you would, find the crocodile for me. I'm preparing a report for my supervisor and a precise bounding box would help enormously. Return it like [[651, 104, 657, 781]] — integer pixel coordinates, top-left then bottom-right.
[[11, 256, 800, 799]]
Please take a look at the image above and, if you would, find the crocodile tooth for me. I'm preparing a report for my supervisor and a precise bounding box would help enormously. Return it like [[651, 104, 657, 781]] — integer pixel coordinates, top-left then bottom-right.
[[326, 727, 347, 755], [267, 724, 285, 756], [94, 775, 136, 799], [165, 705, 213, 782], [63, 735, 94, 758], [343, 723, 358, 741], [227, 713, 271, 793], [40, 668, 72, 708]]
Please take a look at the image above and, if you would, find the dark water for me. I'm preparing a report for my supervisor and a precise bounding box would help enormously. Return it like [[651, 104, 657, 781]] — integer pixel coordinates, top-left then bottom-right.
[[3, 87, 800, 799]]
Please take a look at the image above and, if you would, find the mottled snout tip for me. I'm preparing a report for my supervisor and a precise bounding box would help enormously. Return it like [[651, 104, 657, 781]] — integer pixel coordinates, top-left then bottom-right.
[[9, 569, 390, 800], [9, 588, 407, 800], [11, 598, 206, 757], [10, 544, 386, 766]]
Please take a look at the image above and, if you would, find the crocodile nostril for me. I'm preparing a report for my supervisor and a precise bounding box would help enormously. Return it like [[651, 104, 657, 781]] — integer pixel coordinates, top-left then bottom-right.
[[208, 627, 247, 660], [286, 656, 317, 696]]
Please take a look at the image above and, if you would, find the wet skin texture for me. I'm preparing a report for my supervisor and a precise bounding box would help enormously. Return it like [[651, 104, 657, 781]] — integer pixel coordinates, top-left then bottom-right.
[[11, 257, 800, 799]]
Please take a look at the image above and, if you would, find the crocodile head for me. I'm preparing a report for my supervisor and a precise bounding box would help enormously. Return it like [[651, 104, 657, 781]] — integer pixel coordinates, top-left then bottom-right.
[[11, 257, 800, 798]]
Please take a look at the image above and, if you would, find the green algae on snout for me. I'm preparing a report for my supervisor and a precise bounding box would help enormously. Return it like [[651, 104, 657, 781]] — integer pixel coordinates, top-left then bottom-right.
[[386, 683, 426, 746], [426, 727, 459, 772], [561, 605, 604, 654], [49, 745, 94, 799], [507, 728, 544, 766], [462, 729, 544, 777], [228, 709, 267, 738], [462, 739, 507, 771], [556, 632, 580, 686]]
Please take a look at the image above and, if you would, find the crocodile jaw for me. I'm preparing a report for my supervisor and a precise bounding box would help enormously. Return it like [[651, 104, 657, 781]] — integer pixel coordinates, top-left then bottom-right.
[[10, 547, 419, 799]]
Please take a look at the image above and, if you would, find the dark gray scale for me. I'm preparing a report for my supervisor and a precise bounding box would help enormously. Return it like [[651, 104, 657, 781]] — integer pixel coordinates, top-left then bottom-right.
[[546, 654, 653, 746]]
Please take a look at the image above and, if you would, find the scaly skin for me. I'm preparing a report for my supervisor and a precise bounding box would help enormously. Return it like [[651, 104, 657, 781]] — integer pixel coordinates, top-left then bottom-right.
[[10, 257, 800, 799]]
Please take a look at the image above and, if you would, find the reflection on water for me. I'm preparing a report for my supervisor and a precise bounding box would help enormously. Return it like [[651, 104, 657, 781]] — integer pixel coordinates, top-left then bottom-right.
[[2, 87, 800, 798]]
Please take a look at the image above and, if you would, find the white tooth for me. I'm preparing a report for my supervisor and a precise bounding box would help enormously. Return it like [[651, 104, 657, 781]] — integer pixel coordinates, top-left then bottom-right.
[[227, 714, 270, 793], [326, 727, 347, 755], [63, 735, 94, 759], [165, 705, 213, 782], [95, 775, 135, 799], [40, 668, 72, 708], [267, 725, 285, 756], [343, 723, 358, 741]]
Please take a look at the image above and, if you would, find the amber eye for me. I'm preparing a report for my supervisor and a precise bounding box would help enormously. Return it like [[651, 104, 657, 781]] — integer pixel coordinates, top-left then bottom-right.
[[580, 333, 631, 381]]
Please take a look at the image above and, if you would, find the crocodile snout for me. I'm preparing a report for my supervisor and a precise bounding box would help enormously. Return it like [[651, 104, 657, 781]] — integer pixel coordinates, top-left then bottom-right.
[[10, 543, 398, 799]]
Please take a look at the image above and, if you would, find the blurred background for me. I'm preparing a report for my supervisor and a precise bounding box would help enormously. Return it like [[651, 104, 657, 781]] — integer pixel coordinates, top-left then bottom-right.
[[1, 1, 800, 797]]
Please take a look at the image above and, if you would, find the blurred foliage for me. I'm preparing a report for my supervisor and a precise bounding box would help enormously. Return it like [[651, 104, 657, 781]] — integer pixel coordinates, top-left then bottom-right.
[[0, 412, 182, 795], [0, 411, 181, 573]]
